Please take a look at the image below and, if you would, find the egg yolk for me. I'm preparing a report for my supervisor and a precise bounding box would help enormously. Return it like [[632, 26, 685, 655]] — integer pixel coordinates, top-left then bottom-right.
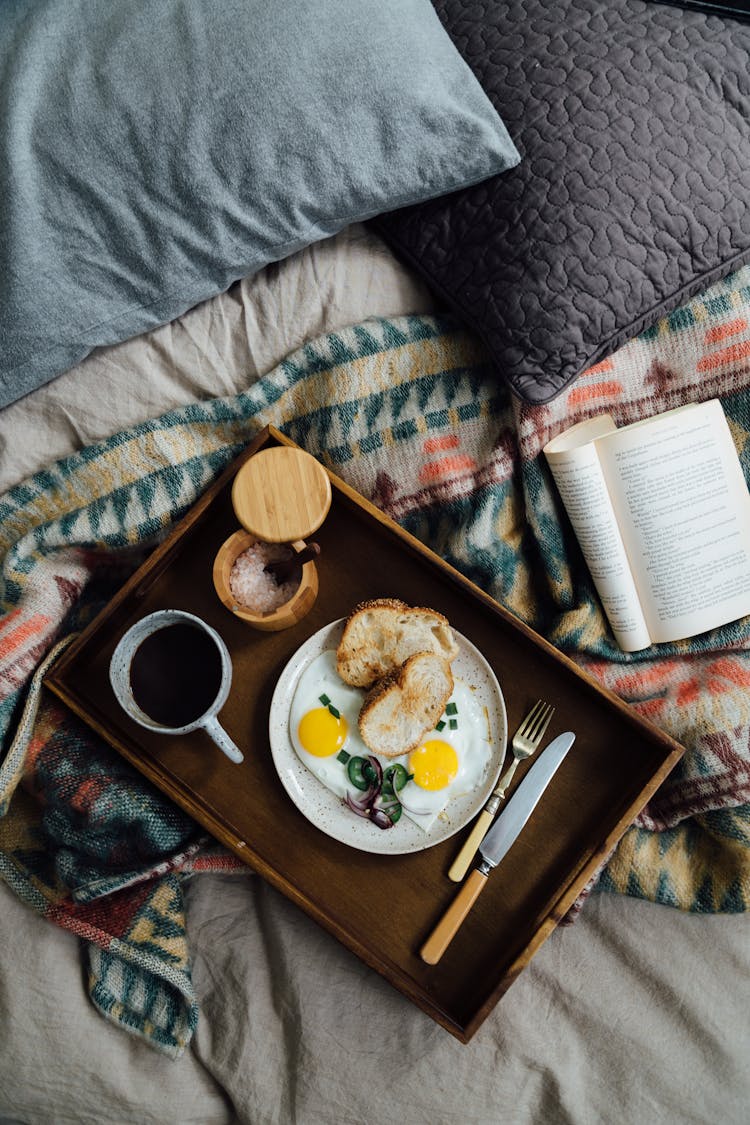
[[409, 739, 459, 791], [298, 707, 348, 757]]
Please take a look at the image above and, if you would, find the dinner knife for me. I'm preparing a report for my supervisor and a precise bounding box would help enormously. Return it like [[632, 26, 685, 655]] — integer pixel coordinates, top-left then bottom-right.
[[420, 730, 575, 965]]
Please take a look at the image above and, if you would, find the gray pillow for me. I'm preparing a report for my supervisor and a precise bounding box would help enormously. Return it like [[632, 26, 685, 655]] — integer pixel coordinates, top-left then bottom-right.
[[372, 0, 750, 404], [0, 0, 519, 409]]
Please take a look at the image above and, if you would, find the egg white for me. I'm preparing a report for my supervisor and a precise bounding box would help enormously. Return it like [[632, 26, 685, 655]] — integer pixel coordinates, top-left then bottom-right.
[[289, 651, 493, 832]]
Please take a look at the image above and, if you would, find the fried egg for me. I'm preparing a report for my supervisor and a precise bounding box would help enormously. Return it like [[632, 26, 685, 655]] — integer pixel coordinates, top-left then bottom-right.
[[289, 651, 493, 831]]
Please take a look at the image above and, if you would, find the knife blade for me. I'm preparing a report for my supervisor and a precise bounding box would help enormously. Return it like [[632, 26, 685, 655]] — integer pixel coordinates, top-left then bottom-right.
[[420, 730, 575, 965]]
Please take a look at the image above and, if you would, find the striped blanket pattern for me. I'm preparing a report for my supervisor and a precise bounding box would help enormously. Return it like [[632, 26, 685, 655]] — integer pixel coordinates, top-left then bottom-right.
[[1, 264, 749, 1054]]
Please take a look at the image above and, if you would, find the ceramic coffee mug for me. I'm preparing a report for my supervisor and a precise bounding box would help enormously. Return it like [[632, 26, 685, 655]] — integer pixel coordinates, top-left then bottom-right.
[[109, 609, 243, 764]]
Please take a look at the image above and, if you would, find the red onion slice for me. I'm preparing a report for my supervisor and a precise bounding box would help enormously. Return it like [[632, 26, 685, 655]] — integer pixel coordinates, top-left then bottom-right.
[[343, 793, 394, 829], [369, 806, 395, 829], [345, 792, 374, 819]]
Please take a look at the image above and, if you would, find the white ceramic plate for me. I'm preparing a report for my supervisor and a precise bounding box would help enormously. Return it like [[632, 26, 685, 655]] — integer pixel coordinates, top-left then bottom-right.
[[268, 619, 508, 855]]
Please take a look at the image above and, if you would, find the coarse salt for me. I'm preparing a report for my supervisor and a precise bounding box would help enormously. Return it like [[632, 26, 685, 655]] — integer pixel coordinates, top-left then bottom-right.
[[229, 541, 300, 612]]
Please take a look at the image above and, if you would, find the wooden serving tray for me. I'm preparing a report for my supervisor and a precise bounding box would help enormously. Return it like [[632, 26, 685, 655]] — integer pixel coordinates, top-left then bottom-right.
[[45, 426, 684, 1042]]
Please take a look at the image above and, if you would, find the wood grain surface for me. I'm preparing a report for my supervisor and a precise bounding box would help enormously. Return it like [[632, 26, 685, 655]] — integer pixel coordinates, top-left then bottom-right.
[[45, 426, 685, 1042], [231, 445, 332, 542]]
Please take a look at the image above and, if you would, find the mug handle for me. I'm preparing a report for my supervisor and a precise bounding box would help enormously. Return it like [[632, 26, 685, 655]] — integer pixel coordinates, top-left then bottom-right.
[[202, 716, 244, 764]]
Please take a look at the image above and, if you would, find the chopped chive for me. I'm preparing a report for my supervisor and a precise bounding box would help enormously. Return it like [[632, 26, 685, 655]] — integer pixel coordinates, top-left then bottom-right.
[[435, 720, 446, 732], [336, 749, 351, 764], [328, 704, 341, 719], [446, 701, 458, 716], [449, 718, 458, 730], [319, 693, 331, 706]]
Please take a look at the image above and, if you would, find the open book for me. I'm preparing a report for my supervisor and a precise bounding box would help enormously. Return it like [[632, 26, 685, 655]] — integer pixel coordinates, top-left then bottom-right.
[[543, 399, 750, 652]]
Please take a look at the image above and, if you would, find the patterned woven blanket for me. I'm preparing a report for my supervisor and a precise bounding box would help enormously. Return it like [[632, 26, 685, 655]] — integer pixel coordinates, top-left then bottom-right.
[[2, 265, 750, 1056]]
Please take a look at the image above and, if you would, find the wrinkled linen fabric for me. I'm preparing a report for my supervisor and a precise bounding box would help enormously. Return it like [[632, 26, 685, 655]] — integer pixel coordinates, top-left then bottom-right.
[[1, 872, 748, 1124], [184, 876, 750, 1125], [0, 228, 749, 1122], [0, 225, 437, 494], [1, 271, 750, 1060]]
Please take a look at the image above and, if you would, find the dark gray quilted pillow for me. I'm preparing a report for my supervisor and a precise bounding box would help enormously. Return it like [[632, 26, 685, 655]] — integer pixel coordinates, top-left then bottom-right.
[[371, 0, 750, 404]]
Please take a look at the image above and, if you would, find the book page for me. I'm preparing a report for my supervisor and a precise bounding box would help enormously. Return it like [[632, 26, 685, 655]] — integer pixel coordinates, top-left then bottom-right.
[[545, 429, 652, 652], [597, 400, 750, 644]]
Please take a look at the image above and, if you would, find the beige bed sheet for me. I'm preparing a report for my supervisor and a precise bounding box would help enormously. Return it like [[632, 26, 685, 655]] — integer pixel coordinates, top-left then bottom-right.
[[0, 225, 748, 1124], [0, 225, 436, 494], [1, 874, 747, 1124]]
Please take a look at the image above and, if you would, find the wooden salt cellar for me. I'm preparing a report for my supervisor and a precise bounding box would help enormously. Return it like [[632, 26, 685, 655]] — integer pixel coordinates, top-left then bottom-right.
[[213, 446, 332, 631]]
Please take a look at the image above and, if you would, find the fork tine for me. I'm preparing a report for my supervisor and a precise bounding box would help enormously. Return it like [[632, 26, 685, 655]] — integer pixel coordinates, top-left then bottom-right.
[[517, 699, 545, 738], [528, 703, 554, 746]]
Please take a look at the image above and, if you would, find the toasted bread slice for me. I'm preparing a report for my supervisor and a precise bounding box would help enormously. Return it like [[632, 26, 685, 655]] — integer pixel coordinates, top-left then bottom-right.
[[336, 598, 458, 688], [358, 651, 454, 758]]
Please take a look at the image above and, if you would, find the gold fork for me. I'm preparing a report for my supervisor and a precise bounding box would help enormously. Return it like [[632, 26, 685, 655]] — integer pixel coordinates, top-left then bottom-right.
[[448, 700, 555, 882]]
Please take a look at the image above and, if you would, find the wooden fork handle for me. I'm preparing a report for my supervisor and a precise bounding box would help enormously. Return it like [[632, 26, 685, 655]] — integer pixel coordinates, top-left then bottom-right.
[[420, 868, 488, 965], [448, 809, 495, 882]]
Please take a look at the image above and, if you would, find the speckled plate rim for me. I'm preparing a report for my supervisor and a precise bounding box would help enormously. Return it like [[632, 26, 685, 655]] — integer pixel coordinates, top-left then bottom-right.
[[268, 618, 508, 855]]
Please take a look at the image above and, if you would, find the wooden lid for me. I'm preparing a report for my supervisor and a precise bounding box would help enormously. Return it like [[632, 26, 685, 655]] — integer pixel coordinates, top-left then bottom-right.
[[231, 446, 332, 542]]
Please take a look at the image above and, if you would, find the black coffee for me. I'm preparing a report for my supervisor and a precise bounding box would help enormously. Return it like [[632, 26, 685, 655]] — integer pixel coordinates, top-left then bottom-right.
[[129, 622, 223, 728]]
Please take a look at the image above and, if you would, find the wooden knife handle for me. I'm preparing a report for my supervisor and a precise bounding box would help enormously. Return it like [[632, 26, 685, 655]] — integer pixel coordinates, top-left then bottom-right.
[[448, 809, 495, 882], [420, 868, 488, 965]]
